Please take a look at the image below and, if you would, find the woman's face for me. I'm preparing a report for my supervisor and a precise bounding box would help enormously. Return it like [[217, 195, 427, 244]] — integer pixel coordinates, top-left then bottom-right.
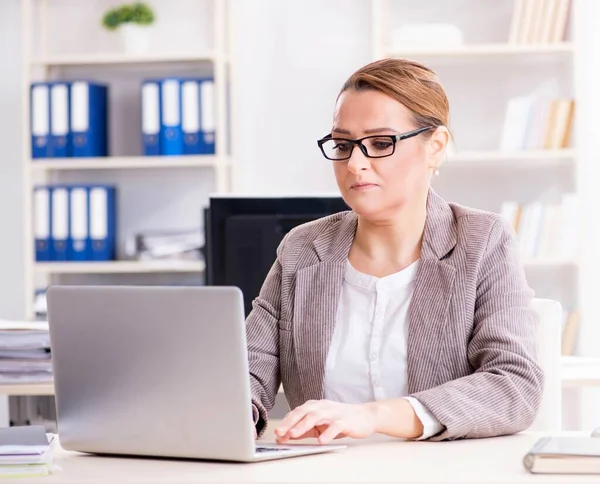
[[330, 89, 445, 221]]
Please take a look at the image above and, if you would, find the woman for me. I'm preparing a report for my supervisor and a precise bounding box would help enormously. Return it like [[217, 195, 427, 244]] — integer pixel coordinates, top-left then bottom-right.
[[246, 58, 543, 444]]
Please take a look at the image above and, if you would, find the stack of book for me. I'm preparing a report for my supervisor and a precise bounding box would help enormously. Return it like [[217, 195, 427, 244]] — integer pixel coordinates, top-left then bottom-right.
[[499, 84, 575, 152], [0, 426, 56, 478], [499, 193, 578, 262], [509, 0, 571, 44], [0, 320, 52, 385]]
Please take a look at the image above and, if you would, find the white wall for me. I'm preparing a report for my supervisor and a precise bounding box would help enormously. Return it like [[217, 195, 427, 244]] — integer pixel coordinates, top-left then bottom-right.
[[230, 0, 372, 195], [0, 0, 24, 320]]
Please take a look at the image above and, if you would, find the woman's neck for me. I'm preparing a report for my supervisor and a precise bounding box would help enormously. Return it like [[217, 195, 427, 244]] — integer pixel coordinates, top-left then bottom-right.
[[349, 198, 427, 277]]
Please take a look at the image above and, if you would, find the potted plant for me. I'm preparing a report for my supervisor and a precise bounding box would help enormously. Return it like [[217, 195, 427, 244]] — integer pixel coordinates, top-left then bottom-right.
[[102, 2, 156, 54]]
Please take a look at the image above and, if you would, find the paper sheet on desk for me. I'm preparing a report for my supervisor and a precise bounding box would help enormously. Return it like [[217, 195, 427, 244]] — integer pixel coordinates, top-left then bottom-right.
[[0, 427, 57, 477]]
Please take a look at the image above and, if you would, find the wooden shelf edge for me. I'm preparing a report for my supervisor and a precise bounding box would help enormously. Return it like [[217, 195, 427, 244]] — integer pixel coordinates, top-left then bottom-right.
[[30, 51, 222, 67], [447, 149, 575, 163], [0, 383, 54, 396], [34, 260, 206, 275], [385, 42, 574, 58], [30, 156, 223, 171]]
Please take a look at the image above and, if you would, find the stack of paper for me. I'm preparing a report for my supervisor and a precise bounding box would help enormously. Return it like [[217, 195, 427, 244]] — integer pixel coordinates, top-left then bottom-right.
[[0, 426, 57, 478], [125, 227, 205, 261], [0, 320, 52, 384]]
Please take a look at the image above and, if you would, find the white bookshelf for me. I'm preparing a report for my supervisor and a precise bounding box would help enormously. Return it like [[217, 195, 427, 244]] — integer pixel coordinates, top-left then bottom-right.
[[370, 0, 579, 324], [21, 0, 233, 321]]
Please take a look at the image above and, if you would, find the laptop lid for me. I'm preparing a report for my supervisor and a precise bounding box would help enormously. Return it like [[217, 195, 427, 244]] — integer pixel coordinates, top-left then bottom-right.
[[46, 285, 257, 461]]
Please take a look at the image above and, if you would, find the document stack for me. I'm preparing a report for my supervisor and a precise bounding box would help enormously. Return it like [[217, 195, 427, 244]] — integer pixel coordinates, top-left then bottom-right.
[[0, 320, 52, 385], [30, 81, 109, 158], [126, 227, 204, 261], [0, 426, 56, 478], [33, 184, 117, 262], [141, 77, 215, 156]]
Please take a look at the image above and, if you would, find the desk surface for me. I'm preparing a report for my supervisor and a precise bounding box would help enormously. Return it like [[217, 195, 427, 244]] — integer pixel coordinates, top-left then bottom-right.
[[17, 431, 600, 484]]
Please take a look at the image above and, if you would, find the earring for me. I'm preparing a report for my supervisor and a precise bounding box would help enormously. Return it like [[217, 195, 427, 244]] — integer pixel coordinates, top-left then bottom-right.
[[434, 169, 439, 176]]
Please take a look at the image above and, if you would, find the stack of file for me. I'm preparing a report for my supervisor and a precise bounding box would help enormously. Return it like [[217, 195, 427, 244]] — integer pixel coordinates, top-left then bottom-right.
[[34, 184, 117, 262], [126, 227, 204, 261], [30, 80, 109, 158], [141, 77, 215, 156], [0, 426, 56, 478], [0, 320, 52, 385]]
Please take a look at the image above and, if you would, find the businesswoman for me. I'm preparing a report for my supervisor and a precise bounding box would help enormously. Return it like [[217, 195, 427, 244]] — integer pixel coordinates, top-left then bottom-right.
[[246, 58, 543, 444]]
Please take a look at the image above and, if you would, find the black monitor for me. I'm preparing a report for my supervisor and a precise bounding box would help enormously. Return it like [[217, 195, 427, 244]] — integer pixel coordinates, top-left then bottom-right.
[[204, 195, 349, 316]]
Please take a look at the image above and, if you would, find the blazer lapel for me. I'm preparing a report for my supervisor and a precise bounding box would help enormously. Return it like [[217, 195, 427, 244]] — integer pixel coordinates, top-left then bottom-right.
[[407, 189, 457, 393], [293, 212, 357, 401]]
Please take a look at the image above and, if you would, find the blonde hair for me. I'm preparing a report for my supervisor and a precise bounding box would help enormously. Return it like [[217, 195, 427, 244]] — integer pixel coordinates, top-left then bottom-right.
[[339, 58, 450, 135]]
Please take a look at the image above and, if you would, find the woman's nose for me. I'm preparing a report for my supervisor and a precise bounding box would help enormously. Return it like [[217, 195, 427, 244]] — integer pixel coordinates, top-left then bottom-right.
[[347, 147, 370, 174]]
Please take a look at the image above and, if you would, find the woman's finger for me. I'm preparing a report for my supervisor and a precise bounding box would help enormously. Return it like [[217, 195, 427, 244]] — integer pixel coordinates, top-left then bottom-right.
[[317, 422, 343, 445], [287, 412, 327, 439], [274, 406, 309, 437], [276, 427, 319, 443]]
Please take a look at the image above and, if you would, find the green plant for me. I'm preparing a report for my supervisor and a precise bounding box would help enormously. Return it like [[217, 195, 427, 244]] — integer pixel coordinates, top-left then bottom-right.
[[102, 2, 155, 31]]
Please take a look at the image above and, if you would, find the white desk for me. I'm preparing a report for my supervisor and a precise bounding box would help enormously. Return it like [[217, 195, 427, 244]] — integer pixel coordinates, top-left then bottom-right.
[[15, 431, 600, 484]]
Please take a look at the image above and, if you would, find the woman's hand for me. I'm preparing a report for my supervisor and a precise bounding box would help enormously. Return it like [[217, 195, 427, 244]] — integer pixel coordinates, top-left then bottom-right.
[[274, 400, 377, 445]]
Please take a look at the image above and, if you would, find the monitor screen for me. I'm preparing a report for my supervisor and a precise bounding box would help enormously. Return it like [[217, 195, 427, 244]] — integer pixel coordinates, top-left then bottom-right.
[[205, 196, 349, 316]]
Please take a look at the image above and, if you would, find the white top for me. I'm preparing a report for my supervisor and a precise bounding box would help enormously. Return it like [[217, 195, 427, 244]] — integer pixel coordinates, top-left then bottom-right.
[[324, 259, 443, 439]]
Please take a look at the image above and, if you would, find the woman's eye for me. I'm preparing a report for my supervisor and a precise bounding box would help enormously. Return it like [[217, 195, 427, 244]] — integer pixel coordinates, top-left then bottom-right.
[[333, 142, 351, 152], [372, 141, 393, 151]]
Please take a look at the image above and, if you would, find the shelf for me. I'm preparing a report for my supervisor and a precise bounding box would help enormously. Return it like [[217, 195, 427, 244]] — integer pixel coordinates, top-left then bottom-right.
[[34, 260, 206, 275], [30, 156, 222, 171], [0, 383, 283, 397], [523, 259, 577, 269], [446, 149, 575, 167], [0, 383, 54, 396], [386, 42, 574, 59], [31, 51, 220, 67]]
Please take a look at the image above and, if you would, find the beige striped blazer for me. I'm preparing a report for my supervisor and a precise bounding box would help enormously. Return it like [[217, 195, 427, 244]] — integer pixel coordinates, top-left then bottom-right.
[[247, 188, 543, 441]]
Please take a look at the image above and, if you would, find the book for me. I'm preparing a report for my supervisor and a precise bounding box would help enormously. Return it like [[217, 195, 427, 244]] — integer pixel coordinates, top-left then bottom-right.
[[524, 436, 600, 474]]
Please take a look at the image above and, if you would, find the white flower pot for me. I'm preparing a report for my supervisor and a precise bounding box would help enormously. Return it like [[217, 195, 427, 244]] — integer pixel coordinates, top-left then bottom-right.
[[120, 24, 152, 54]]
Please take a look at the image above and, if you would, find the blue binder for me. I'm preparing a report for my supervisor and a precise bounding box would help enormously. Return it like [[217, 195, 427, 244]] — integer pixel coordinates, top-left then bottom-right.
[[30, 83, 50, 159], [141, 80, 161, 156], [49, 82, 71, 158], [181, 77, 216, 155], [68, 186, 90, 261], [33, 186, 52, 261], [160, 78, 183, 155], [70, 81, 109, 158], [50, 186, 70, 261], [88, 185, 116, 261]]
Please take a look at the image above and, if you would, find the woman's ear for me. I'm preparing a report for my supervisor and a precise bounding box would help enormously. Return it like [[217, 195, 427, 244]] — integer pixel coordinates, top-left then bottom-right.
[[427, 126, 450, 171]]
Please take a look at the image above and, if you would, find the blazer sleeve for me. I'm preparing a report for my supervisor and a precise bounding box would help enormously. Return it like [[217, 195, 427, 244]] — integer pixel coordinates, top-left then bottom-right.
[[247, 237, 287, 438], [409, 217, 544, 441]]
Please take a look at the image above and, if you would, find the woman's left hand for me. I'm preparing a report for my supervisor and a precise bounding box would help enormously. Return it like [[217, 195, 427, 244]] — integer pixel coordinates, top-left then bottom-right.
[[274, 400, 376, 445]]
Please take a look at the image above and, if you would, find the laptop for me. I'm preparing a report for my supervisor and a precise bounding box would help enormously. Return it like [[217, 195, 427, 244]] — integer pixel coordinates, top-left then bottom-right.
[[46, 285, 345, 462]]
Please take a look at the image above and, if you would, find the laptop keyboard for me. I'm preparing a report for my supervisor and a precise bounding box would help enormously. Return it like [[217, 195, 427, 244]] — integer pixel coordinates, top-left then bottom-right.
[[255, 446, 292, 453]]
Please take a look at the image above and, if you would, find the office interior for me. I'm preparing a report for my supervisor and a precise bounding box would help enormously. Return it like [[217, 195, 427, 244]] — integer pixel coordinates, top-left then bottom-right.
[[0, 0, 598, 439]]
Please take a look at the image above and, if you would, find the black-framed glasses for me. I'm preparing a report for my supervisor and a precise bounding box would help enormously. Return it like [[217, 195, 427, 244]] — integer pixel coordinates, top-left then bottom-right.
[[317, 126, 434, 161]]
